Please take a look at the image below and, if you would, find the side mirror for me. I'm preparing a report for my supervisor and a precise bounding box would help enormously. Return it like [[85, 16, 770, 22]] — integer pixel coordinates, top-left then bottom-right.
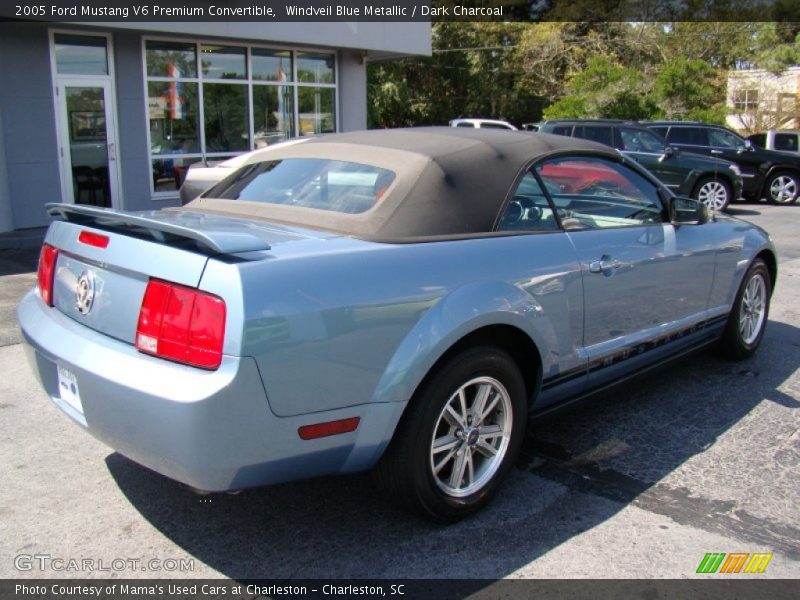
[[670, 195, 710, 225], [659, 145, 677, 162], [738, 140, 754, 154]]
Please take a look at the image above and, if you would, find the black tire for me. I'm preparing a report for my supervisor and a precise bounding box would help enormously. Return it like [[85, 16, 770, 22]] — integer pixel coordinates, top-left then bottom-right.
[[372, 346, 527, 522], [716, 258, 771, 360], [693, 176, 732, 212], [765, 171, 799, 205]]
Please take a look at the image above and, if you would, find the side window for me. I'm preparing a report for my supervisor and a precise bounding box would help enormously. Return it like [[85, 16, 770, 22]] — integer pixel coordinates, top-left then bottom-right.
[[775, 133, 798, 152], [535, 156, 664, 230], [667, 127, 708, 146], [708, 128, 745, 148], [551, 125, 573, 137], [497, 172, 559, 232], [576, 125, 613, 147], [618, 127, 665, 153], [749, 134, 767, 148], [649, 126, 668, 138], [455, 122, 475, 128]]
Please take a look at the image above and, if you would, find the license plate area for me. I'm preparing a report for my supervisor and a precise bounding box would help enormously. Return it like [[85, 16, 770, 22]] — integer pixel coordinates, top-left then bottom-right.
[[57, 365, 83, 414]]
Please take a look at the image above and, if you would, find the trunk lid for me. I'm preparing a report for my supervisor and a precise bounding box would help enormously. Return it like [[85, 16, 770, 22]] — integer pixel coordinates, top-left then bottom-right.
[[45, 204, 333, 345]]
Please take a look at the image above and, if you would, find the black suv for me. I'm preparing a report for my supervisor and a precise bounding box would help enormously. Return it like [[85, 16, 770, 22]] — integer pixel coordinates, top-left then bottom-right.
[[645, 121, 800, 205], [538, 120, 743, 211]]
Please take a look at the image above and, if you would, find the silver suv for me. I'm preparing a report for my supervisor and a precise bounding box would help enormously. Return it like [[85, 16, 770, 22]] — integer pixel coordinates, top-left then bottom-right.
[[747, 130, 799, 154]]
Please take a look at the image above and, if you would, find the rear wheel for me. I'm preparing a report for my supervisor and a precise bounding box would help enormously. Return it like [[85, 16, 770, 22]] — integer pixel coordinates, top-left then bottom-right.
[[766, 171, 799, 204], [693, 177, 732, 212], [372, 346, 527, 522], [717, 258, 771, 360]]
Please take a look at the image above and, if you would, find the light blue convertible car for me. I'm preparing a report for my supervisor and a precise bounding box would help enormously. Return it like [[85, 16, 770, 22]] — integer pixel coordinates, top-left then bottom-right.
[[19, 128, 776, 521]]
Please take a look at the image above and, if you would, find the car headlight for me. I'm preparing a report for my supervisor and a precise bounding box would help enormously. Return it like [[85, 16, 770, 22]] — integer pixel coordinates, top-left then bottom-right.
[[729, 164, 741, 176]]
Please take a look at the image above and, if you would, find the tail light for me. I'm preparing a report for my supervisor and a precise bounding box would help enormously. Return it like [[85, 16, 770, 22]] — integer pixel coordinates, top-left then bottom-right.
[[37, 244, 58, 306], [135, 279, 226, 370]]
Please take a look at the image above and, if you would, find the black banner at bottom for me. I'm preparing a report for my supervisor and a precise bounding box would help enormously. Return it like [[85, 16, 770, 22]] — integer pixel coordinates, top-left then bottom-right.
[[2, 579, 799, 600]]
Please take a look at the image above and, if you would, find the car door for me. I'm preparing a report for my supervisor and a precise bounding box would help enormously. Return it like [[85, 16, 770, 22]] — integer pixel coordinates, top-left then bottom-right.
[[535, 154, 717, 388], [616, 126, 684, 190], [706, 127, 763, 195]]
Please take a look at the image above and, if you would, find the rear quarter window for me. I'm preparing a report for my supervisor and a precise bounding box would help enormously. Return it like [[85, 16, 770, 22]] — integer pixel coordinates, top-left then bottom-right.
[[205, 158, 396, 214], [575, 125, 613, 147], [775, 133, 799, 152], [550, 125, 574, 136], [667, 127, 708, 146]]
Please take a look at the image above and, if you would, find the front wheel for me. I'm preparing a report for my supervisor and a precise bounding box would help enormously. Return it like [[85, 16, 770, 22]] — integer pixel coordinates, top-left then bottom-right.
[[766, 171, 799, 204], [716, 258, 771, 360], [694, 177, 732, 212], [372, 346, 527, 522]]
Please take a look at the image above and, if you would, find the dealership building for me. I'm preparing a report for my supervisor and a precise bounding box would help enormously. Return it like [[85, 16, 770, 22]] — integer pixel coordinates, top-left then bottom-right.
[[0, 21, 430, 232]]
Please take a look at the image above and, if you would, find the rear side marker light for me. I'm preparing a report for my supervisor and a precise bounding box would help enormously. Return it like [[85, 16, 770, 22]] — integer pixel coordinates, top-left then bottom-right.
[[135, 279, 226, 370], [78, 231, 110, 248], [37, 244, 58, 306], [298, 417, 361, 440]]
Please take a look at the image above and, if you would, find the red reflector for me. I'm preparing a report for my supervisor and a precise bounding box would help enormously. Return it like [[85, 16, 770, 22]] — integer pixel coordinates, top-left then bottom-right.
[[298, 417, 361, 440], [37, 244, 58, 306], [135, 279, 226, 370], [78, 230, 110, 248]]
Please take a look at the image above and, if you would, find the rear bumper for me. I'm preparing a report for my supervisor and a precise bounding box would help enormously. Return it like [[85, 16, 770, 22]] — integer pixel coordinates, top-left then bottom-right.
[[18, 290, 403, 491]]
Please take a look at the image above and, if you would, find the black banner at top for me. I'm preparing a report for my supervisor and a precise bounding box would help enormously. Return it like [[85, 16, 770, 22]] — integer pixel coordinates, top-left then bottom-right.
[[1, 0, 799, 22]]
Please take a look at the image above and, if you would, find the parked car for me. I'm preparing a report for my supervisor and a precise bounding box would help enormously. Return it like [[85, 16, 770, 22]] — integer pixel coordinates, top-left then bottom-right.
[[521, 122, 542, 132], [747, 130, 800, 154], [449, 118, 517, 130], [538, 120, 743, 212], [645, 121, 800, 204], [179, 138, 309, 204], [19, 128, 776, 522]]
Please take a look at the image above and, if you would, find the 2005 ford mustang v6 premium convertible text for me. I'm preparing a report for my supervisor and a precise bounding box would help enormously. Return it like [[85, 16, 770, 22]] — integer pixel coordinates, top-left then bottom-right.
[[19, 128, 776, 521]]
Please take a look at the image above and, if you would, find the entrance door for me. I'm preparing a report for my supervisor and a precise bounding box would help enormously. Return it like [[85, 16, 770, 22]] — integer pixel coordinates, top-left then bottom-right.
[[55, 79, 119, 208], [51, 31, 120, 208]]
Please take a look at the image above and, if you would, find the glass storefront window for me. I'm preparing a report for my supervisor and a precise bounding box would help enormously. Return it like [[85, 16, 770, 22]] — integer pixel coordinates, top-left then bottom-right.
[[147, 81, 200, 154], [252, 49, 293, 82], [144, 40, 337, 195], [146, 41, 197, 78], [253, 85, 295, 147], [298, 87, 336, 135], [152, 157, 203, 192], [54, 34, 108, 76], [297, 52, 335, 83], [203, 83, 249, 152], [201, 45, 246, 80]]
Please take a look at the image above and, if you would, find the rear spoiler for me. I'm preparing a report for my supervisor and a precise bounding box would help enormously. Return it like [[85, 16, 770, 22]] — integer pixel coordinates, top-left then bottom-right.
[[46, 203, 270, 254]]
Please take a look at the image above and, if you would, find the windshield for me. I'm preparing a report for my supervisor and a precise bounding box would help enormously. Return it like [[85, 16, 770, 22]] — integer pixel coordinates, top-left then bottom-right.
[[204, 158, 396, 214]]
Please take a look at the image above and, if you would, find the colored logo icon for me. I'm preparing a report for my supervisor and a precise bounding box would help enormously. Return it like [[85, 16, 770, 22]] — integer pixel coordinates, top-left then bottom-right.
[[696, 552, 773, 574]]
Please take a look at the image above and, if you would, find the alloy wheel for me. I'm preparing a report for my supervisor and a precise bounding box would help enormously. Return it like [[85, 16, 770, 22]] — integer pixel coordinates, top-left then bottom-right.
[[697, 180, 729, 211], [739, 273, 767, 345], [769, 175, 798, 203], [429, 376, 512, 498]]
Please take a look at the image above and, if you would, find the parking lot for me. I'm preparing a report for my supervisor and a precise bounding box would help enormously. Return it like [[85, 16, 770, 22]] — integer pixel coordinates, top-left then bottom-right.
[[0, 203, 798, 580]]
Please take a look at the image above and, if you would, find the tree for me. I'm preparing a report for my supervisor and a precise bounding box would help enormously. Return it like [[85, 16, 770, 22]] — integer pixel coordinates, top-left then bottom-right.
[[653, 56, 726, 122], [543, 56, 657, 120]]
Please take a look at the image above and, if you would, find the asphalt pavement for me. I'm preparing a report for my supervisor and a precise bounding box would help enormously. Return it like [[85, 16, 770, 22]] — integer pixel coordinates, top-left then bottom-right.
[[0, 203, 798, 580]]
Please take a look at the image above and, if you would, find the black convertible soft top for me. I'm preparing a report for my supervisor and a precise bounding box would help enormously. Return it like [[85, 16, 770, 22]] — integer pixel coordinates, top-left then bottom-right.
[[184, 127, 618, 242]]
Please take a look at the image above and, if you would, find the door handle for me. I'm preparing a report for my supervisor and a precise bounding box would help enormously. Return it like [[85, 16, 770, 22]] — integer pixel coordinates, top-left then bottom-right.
[[589, 256, 622, 275], [108, 143, 116, 161], [710, 149, 723, 155]]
